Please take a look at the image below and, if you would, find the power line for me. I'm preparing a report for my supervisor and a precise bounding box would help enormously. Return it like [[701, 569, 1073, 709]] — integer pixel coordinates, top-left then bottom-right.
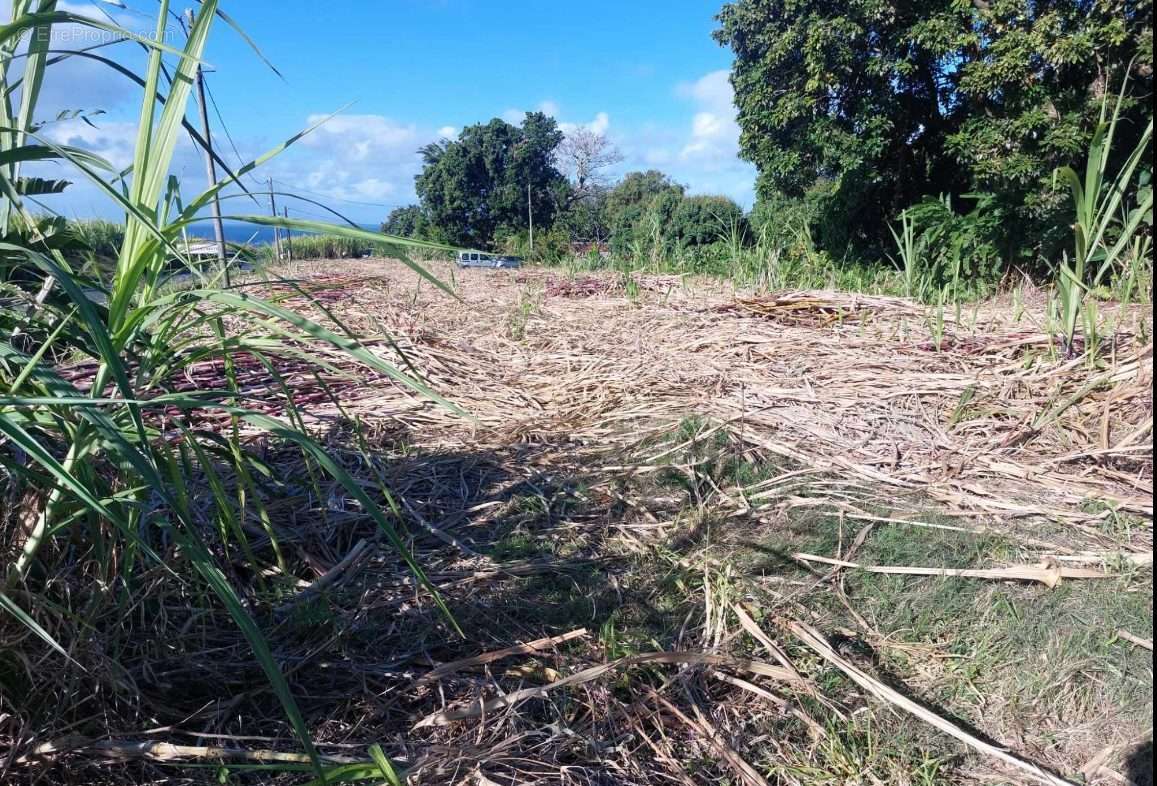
[[274, 205, 350, 223], [197, 71, 412, 215], [202, 76, 263, 188], [269, 179, 412, 210]]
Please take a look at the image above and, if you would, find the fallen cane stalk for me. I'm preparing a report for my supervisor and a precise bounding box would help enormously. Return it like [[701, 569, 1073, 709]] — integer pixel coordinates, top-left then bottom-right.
[[415, 628, 589, 685], [15, 737, 358, 766], [789, 621, 1078, 786], [413, 651, 804, 728], [792, 553, 1116, 588], [1116, 629, 1153, 650], [732, 602, 803, 680]]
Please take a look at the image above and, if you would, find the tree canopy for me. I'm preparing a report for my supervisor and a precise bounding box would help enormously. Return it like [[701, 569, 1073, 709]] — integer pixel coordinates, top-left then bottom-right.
[[672, 195, 747, 248], [603, 170, 685, 252], [714, 0, 1154, 258], [414, 112, 568, 248], [554, 128, 623, 244], [381, 205, 428, 238]]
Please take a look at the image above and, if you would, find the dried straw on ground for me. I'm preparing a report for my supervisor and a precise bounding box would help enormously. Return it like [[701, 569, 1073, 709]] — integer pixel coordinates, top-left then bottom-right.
[[240, 261, 1151, 537], [5, 259, 1151, 785]]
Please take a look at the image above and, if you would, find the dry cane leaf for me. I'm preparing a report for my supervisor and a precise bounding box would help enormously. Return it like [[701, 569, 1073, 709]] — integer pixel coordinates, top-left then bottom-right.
[[789, 620, 1077, 786], [414, 651, 803, 728], [792, 553, 1117, 588], [648, 689, 770, 786], [416, 628, 588, 685]]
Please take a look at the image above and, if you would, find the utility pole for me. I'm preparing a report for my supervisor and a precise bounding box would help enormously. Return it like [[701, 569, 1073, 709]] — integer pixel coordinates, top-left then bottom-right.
[[282, 207, 294, 261], [268, 177, 282, 260], [527, 182, 534, 254], [186, 8, 229, 285]]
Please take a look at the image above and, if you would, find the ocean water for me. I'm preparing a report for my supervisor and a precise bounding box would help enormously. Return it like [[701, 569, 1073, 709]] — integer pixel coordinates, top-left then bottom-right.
[[184, 220, 380, 246]]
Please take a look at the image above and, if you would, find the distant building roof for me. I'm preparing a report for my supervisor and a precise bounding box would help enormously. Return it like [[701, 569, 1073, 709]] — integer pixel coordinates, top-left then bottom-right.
[[179, 241, 221, 258]]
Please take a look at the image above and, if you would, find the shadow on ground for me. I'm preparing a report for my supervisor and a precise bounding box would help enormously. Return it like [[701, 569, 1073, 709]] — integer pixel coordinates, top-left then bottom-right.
[[3, 417, 1152, 786], [1128, 740, 1154, 786]]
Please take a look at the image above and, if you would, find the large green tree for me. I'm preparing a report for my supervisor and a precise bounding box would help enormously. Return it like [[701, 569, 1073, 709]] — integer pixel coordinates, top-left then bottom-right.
[[672, 195, 747, 247], [714, 0, 1153, 258], [601, 172, 746, 253], [603, 170, 686, 252], [414, 112, 567, 248], [381, 205, 429, 238]]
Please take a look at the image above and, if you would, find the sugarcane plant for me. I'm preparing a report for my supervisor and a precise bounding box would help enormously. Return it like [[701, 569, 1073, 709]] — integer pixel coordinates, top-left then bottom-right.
[[887, 206, 925, 300], [1053, 72, 1153, 358], [0, 1, 457, 777]]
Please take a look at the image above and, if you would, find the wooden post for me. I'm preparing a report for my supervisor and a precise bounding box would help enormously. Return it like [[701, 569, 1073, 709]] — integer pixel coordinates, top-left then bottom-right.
[[282, 207, 294, 261], [268, 177, 282, 260], [186, 8, 229, 285], [527, 182, 534, 254]]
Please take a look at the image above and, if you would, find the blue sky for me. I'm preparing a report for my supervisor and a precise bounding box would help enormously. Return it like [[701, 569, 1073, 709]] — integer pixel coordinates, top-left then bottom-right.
[[37, 1, 755, 224]]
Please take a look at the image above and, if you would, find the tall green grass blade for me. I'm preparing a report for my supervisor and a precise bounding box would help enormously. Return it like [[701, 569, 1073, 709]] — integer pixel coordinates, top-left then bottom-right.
[[0, 3, 461, 772], [368, 745, 404, 786], [0, 590, 77, 664], [172, 521, 323, 776]]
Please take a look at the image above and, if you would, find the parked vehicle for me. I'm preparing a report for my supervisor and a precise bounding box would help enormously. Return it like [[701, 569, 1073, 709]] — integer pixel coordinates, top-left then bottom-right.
[[456, 250, 522, 269]]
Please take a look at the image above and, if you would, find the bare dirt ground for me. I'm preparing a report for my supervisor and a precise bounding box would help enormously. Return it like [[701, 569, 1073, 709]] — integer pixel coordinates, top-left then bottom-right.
[[19, 259, 1154, 785]]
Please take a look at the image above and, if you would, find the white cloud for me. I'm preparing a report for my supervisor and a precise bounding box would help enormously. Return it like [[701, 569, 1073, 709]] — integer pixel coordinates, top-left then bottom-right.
[[675, 69, 734, 114], [45, 118, 145, 170], [613, 69, 756, 206], [559, 110, 612, 136], [349, 178, 396, 200], [282, 113, 437, 206], [675, 70, 743, 164], [302, 114, 418, 161], [34, 108, 448, 218], [537, 100, 560, 117]]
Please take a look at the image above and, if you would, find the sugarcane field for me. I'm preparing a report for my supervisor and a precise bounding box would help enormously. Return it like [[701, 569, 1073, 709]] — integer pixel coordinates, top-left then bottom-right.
[[0, 3, 1152, 786]]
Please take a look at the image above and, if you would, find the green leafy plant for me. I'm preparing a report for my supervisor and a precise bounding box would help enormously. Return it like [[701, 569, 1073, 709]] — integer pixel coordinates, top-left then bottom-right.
[[886, 193, 1007, 305], [508, 282, 542, 339], [927, 290, 947, 352], [0, 1, 458, 775], [1053, 75, 1154, 355], [888, 207, 924, 299], [1114, 224, 1152, 306], [623, 272, 641, 303]]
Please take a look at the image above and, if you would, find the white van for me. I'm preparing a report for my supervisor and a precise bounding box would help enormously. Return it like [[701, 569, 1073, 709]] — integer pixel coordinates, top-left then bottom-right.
[[456, 251, 522, 269]]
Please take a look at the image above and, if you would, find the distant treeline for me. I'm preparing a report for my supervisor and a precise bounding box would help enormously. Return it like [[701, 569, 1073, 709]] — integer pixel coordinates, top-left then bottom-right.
[[380, 113, 750, 264], [383, 0, 1151, 289]]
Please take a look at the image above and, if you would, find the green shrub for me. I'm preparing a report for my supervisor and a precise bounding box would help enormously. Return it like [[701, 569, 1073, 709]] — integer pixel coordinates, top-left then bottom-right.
[[67, 218, 124, 262], [896, 193, 1008, 301], [671, 195, 747, 248], [1053, 77, 1153, 354]]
